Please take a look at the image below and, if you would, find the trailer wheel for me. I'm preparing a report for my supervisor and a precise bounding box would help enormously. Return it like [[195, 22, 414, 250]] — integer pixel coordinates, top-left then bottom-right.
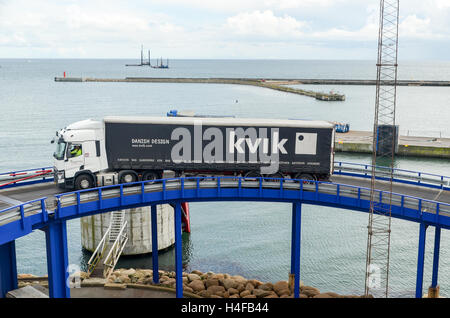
[[244, 170, 262, 180], [263, 172, 284, 180], [75, 174, 94, 190], [119, 170, 138, 184], [142, 171, 160, 182], [294, 173, 316, 184]]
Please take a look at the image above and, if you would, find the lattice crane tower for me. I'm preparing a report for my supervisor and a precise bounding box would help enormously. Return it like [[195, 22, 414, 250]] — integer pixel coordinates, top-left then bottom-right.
[[364, 0, 400, 298]]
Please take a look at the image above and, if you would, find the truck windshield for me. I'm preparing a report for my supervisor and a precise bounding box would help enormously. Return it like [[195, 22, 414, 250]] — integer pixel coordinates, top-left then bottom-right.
[[54, 141, 66, 160]]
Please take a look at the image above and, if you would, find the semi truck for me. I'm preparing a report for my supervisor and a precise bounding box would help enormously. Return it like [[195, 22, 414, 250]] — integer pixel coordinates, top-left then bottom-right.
[[52, 116, 335, 190]]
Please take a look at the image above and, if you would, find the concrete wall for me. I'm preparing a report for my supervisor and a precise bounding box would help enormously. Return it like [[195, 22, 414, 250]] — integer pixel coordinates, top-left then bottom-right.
[[80, 204, 175, 255]]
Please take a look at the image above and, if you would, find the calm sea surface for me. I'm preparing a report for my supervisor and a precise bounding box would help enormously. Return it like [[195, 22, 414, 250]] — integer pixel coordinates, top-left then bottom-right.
[[1, 59, 449, 297]]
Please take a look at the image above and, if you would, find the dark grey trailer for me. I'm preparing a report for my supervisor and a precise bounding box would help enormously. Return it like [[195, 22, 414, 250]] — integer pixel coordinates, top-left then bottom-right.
[[103, 116, 335, 180]]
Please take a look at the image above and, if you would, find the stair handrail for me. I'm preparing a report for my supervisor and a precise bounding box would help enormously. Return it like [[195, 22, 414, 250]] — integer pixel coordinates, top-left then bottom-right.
[[87, 227, 111, 276], [103, 220, 128, 278]]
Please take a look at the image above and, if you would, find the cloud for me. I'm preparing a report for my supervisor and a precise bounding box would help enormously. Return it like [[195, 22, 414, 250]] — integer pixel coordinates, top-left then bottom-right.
[[225, 10, 306, 39], [0, 0, 191, 56], [149, 0, 346, 12], [0, 0, 450, 59]]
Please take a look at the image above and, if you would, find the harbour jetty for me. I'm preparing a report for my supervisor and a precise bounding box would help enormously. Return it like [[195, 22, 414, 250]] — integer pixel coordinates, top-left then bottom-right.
[[13, 270, 369, 298], [55, 76, 450, 87], [335, 130, 450, 158], [54, 77, 346, 101]]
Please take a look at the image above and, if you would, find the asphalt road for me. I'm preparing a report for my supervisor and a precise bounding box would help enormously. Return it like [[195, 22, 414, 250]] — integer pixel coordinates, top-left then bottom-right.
[[0, 175, 449, 212]]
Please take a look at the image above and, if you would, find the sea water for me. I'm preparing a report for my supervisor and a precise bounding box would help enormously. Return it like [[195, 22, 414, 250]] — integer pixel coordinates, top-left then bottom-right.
[[1, 59, 450, 297]]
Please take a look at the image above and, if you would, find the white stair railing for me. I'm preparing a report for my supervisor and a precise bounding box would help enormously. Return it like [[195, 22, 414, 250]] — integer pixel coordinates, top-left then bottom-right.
[[103, 220, 128, 279], [87, 227, 111, 277], [87, 210, 127, 277]]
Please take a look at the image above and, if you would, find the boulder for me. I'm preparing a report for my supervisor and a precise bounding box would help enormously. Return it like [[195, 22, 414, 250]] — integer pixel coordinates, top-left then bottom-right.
[[301, 286, 320, 297], [228, 288, 239, 296], [229, 294, 240, 298], [240, 290, 251, 298], [243, 295, 257, 298], [313, 293, 333, 298], [236, 283, 246, 293], [187, 273, 201, 282], [231, 275, 247, 284], [205, 279, 220, 288], [277, 289, 291, 297], [188, 280, 205, 292], [222, 278, 238, 290], [247, 279, 262, 288], [252, 289, 272, 298], [183, 286, 194, 293], [197, 290, 212, 297], [121, 269, 136, 277], [258, 282, 273, 291], [245, 283, 254, 292], [273, 281, 289, 294], [211, 274, 225, 281], [191, 270, 203, 276], [161, 278, 176, 288], [160, 275, 170, 282], [118, 275, 131, 284], [18, 274, 37, 279], [207, 285, 226, 296], [322, 292, 340, 298]]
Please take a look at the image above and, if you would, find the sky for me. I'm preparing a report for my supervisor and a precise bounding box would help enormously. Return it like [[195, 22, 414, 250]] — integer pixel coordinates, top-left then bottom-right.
[[0, 0, 449, 60]]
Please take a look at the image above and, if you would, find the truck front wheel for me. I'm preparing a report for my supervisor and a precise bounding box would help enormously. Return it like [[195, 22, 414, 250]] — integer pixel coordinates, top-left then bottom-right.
[[75, 174, 94, 190]]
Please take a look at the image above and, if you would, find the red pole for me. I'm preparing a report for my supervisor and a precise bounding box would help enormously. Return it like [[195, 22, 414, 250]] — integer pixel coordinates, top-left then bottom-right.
[[64, 72, 66, 78], [181, 202, 191, 233]]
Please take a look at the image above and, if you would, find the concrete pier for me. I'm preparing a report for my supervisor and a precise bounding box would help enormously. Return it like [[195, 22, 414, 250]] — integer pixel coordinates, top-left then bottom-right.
[[54, 76, 450, 87], [335, 130, 450, 159], [80, 205, 175, 256], [54, 77, 346, 101]]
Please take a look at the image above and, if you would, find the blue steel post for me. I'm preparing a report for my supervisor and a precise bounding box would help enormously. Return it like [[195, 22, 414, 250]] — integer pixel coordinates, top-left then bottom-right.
[[174, 202, 183, 298], [0, 241, 18, 298], [430, 226, 441, 295], [151, 205, 159, 284], [45, 220, 70, 298], [415, 223, 427, 298], [290, 202, 302, 298]]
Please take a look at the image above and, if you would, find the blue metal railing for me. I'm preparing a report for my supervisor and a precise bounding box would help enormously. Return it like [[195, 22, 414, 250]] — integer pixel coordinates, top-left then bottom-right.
[[1, 161, 449, 191], [334, 161, 450, 190], [0, 167, 54, 189], [2, 176, 450, 243]]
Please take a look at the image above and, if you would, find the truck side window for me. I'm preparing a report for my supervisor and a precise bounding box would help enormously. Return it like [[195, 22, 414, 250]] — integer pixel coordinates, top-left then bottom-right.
[[69, 144, 83, 158]]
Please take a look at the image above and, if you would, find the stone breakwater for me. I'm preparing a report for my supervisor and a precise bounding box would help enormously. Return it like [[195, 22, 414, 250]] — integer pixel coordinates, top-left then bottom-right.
[[54, 77, 346, 101], [95, 269, 368, 298], [18, 270, 370, 298]]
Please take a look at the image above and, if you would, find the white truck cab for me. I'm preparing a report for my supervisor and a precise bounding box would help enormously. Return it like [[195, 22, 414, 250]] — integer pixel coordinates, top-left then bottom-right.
[[52, 119, 108, 190]]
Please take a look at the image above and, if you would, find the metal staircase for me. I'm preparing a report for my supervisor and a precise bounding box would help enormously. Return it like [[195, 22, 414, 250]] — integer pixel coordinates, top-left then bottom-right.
[[87, 210, 128, 279]]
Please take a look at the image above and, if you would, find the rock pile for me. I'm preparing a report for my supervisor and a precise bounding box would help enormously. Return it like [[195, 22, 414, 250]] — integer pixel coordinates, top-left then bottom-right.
[[18, 269, 369, 298], [100, 268, 367, 298]]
